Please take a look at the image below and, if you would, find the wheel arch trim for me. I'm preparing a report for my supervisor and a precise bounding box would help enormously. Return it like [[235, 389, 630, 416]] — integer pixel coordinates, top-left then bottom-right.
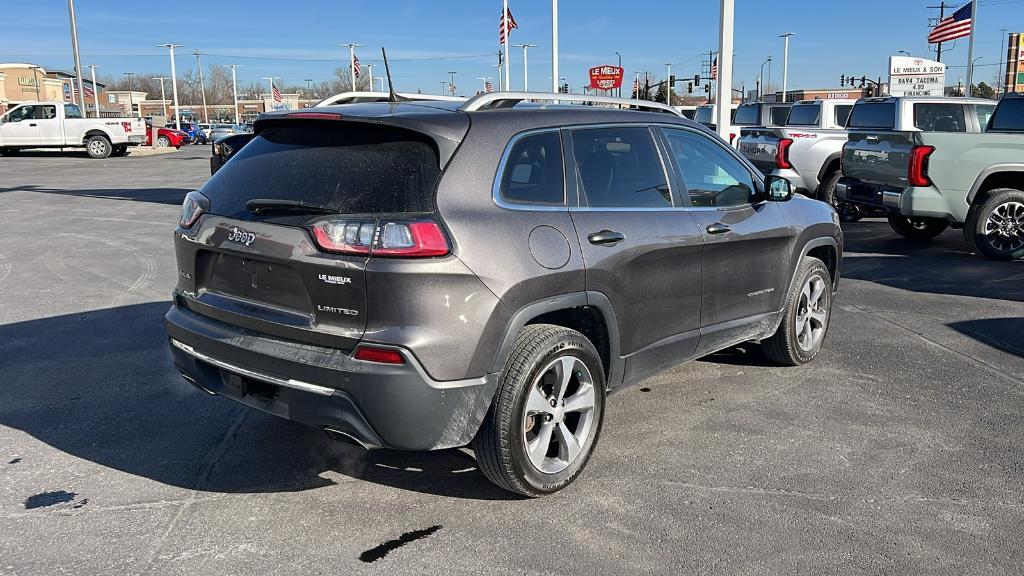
[[489, 292, 624, 388], [967, 165, 1024, 204]]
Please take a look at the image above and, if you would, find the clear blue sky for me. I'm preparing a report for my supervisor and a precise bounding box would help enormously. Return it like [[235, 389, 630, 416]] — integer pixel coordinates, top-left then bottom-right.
[[1, 0, 1021, 94]]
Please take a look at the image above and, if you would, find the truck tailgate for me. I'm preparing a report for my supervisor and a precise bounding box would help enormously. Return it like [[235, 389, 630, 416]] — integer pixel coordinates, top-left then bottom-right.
[[737, 128, 781, 174], [842, 131, 918, 188]]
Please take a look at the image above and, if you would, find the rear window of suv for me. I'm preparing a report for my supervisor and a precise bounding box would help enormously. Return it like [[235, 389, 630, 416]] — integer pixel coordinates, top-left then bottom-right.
[[203, 122, 441, 218], [988, 98, 1024, 132], [733, 105, 761, 126], [848, 102, 896, 129]]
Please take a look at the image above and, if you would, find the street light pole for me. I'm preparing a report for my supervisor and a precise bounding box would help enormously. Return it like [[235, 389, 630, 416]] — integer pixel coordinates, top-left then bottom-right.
[[366, 64, 373, 94], [512, 43, 537, 91], [615, 51, 622, 97], [87, 64, 100, 117], [551, 0, 559, 93], [780, 32, 794, 102], [262, 77, 278, 108], [759, 57, 772, 100], [193, 50, 208, 123], [157, 43, 185, 130], [965, 0, 979, 96], [665, 63, 672, 105], [440, 81, 448, 96], [123, 72, 135, 117], [448, 71, 457, 96], [503, 0, 511, 91], [67, 0, 87, 111], [228, 66, 239, 124], [154, 77, 168, 117]]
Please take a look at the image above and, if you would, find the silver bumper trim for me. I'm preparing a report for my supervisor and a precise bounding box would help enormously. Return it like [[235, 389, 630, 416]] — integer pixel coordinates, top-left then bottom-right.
[[170, 338, 335, 396]]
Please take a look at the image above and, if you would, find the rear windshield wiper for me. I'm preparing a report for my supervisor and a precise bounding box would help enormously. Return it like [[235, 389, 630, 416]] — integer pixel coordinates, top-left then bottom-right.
[[245, 199, 337, 215]]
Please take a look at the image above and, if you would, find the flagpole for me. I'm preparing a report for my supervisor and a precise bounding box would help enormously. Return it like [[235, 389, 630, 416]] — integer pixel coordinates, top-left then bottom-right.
[[503, 0, 510, 91], [965, 0, 978, 96], [551, 0, 559, 93]]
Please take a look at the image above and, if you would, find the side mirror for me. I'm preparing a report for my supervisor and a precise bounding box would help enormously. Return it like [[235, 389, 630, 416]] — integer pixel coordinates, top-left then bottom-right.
[[765, 175, 794, 202]]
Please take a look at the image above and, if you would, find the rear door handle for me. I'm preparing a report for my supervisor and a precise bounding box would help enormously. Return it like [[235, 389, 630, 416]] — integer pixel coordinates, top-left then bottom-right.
[[706, 223, 732, 235], [29, 123, 37, 127], [588, 230, 625, 246]]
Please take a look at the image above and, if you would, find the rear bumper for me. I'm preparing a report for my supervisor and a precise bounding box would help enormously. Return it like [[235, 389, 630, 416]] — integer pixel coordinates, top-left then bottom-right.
[[165, 304, 498, 451], [837, 179, 957, 222]]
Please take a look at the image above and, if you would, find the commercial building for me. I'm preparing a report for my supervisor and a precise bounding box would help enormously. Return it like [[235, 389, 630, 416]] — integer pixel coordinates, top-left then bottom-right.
[[1006, 32, 1024, 93], [0, 64, 67, 113], [763, 87, 874, 103]]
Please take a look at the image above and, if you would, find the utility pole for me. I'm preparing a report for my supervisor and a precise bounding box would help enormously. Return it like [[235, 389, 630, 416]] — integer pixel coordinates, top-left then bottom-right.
[[997, 29, 1008, 95], [157, 43, 184, 130], [513, 43, 537, 91], [551, 0, 559, 93], [67, 0, 87, 111], [780, 32, 794, 103], [193, 50, 208, 123], [344, 43, 362, 90], [229, 65, 239, 124], [154, 77, 168, 117], [928, 2, 947, 62], [123, 72, 135, 117], [714, 0, 734, 142], [966, 0, 978, 96], [87, 64, 100, 117], [305, 78, 313, 98]]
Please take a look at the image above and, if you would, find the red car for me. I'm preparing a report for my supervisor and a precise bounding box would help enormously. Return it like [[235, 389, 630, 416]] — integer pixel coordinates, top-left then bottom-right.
[[144, 123, 190, 148]]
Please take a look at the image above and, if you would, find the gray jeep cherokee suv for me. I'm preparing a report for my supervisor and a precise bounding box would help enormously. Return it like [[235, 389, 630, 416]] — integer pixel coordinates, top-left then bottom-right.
[[166, 93, 842, 496]]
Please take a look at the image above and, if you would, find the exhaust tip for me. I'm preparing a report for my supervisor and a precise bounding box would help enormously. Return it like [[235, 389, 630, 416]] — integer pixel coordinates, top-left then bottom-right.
[[180, 373, 217, 396], [323, 427, 370, 450]]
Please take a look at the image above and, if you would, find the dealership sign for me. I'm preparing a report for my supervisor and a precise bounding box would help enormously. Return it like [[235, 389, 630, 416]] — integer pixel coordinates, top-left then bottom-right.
[[888, 56, 945, 97], [589, 65, 624, 90]]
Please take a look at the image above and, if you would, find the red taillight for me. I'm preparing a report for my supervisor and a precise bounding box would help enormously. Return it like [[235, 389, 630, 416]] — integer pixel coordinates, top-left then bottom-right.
[[908, 145, 935, 187], [776, 138, 794, 169], [729, 133, 737, 144], [310, 218, 450, 258], [353, 345, 405, 364]]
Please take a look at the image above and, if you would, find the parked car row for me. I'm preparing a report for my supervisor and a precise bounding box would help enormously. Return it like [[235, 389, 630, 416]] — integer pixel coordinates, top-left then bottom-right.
[[736, 93, 1021, 260]]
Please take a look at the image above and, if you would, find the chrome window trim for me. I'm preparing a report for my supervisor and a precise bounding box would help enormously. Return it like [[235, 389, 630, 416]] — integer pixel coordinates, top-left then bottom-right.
[[491, 128, 570, 212]]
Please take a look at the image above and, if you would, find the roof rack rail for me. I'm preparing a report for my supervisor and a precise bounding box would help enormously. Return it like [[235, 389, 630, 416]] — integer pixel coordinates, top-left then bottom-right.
[[459, 91, 684, 117]]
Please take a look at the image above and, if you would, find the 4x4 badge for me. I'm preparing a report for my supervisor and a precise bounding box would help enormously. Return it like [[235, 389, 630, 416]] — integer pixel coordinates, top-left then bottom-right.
[[226, 226, 256, 246]]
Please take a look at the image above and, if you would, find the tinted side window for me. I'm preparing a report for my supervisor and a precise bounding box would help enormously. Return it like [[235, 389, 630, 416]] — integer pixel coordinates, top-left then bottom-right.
[[989, 99, 1024, 132], [834, 105, 853, 127], [63, 104, 82, 119], [848, 102, 896, 129], [786, 103, 821, 126], [39, 106, 57, 120], [663, 128, 756, 208], [913, 103, 965, 132], [571, 127, 671, 208], [7, 105, 36, 122], [694, 107, 713, 124], [499, 131, 565, 206], [770, 106, 790, 126]]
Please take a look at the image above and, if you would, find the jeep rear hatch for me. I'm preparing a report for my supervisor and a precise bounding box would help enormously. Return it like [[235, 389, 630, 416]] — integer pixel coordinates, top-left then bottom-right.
[[179, 115, 464, 349]]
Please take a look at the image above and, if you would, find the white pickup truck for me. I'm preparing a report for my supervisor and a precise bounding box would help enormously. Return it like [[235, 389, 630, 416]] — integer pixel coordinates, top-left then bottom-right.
[[0, 102, 146, 159], [736, 98, 857, 218]]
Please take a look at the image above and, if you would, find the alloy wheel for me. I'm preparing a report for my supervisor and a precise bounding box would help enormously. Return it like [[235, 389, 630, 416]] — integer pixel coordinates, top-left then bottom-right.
[[983, 201, 1024, 254], [88, 139, 107, 156], [522, 355, 597, 475], [795, 275, 829, 352]]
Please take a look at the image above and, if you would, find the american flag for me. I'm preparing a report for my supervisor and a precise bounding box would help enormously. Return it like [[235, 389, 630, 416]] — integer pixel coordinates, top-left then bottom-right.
[[485, 81, 494, 92], [72, 85, 96, 99], [711, 56, 718, 80], [928, 2, 973, 44], [272, 82, 282, 103], [499, 7, 518, 45], [633, 77, 640, 96], [353, 54, 361, 78]]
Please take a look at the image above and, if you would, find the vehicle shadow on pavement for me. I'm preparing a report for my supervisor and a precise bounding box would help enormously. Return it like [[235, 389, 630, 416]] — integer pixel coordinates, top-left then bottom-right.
[[0, 184, 191, 206], [840, 221, 1024, 302], [948, 318, 1024, 359], [0, 303, 517, 501]]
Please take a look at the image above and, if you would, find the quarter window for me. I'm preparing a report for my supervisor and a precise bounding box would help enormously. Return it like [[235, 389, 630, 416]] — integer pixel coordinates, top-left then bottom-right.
[[975, 104, 996, 131], [663, 128, 756, 208], [834, 105, 853, 127], [913, 103, 965, 132], [571, 127, 671, 208], [63, 104, 82, 119], [786, 103, 821, 126], [498, 131, 565, 206], [770, 106, 790, 126]]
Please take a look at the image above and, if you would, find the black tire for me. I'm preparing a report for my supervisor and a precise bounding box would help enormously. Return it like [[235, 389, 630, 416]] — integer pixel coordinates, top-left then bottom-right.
[[156, 135, 171, 148], [887, 214, 948, 240], [111, 145, 129, 157], [963, 188, 1024, 261], [473, 324, 606, 497], [817, 171, 863, 223], [85, 135, 111, 159], [762, 257, 833, 366], [0, 147, 20, 156]]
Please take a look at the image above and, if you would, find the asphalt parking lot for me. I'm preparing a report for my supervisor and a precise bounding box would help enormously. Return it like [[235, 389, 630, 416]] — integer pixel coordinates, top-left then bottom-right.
[[1, 146, 1022, 575]]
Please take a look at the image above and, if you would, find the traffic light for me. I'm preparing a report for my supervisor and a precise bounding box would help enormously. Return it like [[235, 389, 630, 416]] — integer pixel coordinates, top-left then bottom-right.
[[687, 82, 693, 93], [840, 75, 846, 86], [669, 75, 676, 85], [860, 76, 867, 88], [694, 74, 700, 86], [704, 83, 710, 94]]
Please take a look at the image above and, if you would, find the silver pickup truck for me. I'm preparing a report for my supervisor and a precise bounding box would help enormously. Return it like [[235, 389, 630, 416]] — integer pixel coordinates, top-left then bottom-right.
[[737, 99, 857, 218], [838, 94, 1021, 260]]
